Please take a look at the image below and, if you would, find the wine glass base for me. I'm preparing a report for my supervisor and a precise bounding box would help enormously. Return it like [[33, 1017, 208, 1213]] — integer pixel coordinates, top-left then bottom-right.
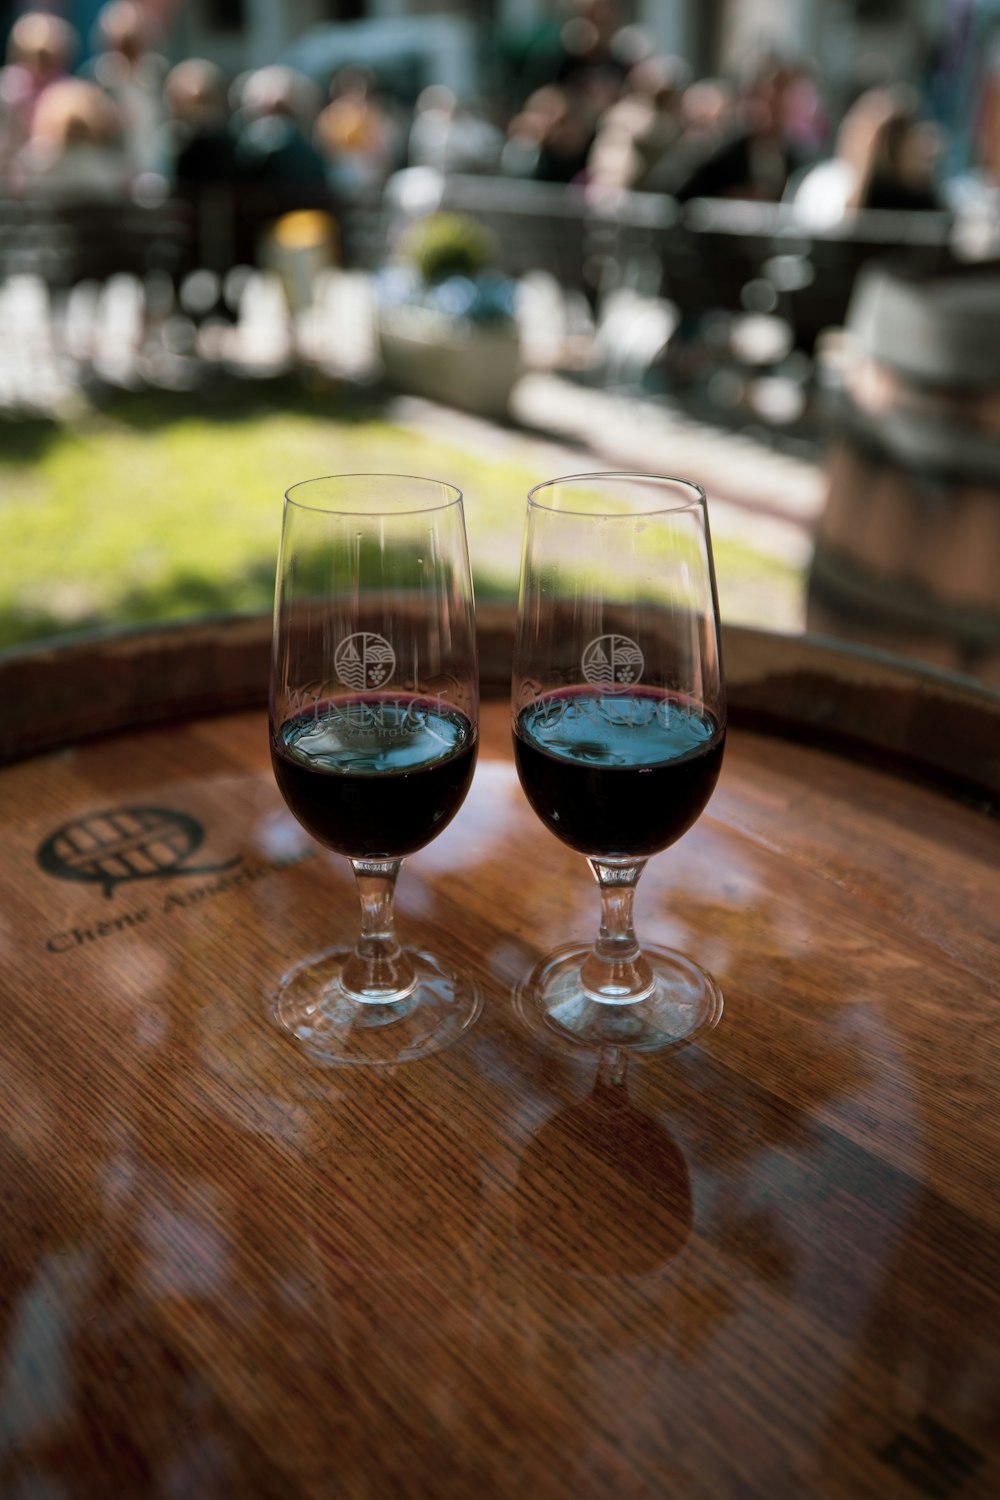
[[515, 942, 722, 1055], [274, 947, 481, 1067]]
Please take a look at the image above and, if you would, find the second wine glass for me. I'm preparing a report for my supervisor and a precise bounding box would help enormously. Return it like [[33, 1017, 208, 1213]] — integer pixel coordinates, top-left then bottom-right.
[[269, 473, 480, 1067], [511, 472, 726, 1054]]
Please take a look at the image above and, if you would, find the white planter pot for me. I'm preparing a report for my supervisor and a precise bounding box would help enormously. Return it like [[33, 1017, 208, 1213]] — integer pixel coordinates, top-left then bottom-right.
[[377, 304, 520, 420]]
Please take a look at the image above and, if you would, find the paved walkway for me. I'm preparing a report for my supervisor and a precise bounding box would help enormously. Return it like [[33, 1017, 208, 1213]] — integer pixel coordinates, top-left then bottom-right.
[[392, 373, 826, 633]]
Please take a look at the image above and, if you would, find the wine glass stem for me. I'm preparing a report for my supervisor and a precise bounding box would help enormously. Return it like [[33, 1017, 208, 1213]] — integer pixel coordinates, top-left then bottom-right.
[[580, 858, 656, 1004], [341, 859, 417, 1003]]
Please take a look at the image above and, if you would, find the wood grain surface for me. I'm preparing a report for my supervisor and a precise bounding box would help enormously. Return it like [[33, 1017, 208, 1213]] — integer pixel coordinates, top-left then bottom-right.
[[1, 660, 999, 1499]]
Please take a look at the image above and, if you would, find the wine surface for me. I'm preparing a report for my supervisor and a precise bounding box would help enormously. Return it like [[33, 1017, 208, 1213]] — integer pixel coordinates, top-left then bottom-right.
[[514, 688, 724, 857], [273, 696, 476, 858]]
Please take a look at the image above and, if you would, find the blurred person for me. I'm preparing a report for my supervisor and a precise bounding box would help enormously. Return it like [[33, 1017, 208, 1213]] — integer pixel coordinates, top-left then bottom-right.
[[841, 86, 941, 211], [407, 84, 503, 176], [792, 85, 942, 228], [586, 52, 689, 193], [554, 0, 628, 116], [781, 64, 827, 160], [638, 75, 734, 194], [0, 11, 77, 182], [502, 83, 591, 183], [164, 57, 238, 270], [86, 0, 168, 180], [865, 113, 942, 211], [164, 57, 236, 188], [502, 1, 640, 187], [515, 0, 627, 104], [314, 66, 404, 197], [679, 77, 737, 141], [665, 60, 809, 202], [234, 66, 327, 189], [19, 77, 129, 201]]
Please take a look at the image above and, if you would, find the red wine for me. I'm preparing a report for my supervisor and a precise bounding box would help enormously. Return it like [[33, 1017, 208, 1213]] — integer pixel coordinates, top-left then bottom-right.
[[514, 688, 724, 858], [273, 696, 476, 858]]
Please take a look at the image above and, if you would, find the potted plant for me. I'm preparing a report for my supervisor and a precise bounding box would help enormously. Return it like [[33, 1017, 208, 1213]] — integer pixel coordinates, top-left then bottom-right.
[[376, 211, 520, 419]]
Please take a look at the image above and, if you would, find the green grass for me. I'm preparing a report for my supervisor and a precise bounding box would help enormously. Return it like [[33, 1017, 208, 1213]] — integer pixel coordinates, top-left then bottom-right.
[[0, 382, 803, 650]]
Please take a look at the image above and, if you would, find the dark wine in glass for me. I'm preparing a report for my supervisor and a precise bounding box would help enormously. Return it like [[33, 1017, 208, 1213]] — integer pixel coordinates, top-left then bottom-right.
[[514, 687, 725, 857], [269, 474, 481, 1067], [273, 695, 476, 857], [511, 473, 726, 1054]]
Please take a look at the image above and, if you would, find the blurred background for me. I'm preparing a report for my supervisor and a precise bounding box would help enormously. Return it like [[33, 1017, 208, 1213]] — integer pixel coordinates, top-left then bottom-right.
[[1, 0, 999, 685]]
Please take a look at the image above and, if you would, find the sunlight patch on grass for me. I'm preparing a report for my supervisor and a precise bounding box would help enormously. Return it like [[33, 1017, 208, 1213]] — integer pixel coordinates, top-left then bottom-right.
[[0, 393, 802, 648]]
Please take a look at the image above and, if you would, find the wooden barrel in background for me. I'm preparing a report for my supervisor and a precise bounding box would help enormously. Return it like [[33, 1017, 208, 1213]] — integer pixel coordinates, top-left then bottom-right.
[[808, 257, 1000, 685]]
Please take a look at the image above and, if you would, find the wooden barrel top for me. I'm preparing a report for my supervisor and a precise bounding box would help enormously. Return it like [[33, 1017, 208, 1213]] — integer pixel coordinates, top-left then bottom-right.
[[1, 616, 998, 1498]]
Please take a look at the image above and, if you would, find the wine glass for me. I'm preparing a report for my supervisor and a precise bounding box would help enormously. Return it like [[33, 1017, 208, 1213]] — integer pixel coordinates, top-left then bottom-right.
[[269, 474, 481, 1067], [511, 472, 726, 1054]]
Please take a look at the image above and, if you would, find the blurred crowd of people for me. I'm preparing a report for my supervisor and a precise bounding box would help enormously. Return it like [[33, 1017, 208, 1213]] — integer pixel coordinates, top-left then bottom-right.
[[495, 3, 949, 216], [0, 3, 403, 206], [0, 0, 992, 229]]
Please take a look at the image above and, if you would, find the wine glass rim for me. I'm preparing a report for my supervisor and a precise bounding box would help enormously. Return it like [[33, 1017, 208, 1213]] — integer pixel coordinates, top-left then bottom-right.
[[285, 473, 464, 516], [527, 472, 707, 516]]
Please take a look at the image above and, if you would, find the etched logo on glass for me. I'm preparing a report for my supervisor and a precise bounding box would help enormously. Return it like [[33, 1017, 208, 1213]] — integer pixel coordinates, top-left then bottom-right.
[[582, 634, 643, 689], [334, 632, 395, 690]]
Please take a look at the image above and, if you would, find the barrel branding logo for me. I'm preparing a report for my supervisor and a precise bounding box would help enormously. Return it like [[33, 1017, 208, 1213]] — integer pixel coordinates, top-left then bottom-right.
[[335, 632, 395, 691], [37, 806, 241, 899], [582, 634, 644, 689]]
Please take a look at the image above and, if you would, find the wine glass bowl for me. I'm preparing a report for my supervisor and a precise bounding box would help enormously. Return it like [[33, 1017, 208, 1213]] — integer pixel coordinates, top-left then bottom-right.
[[511, 473, 726, 1054], [269, 474, 481, 1066]]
